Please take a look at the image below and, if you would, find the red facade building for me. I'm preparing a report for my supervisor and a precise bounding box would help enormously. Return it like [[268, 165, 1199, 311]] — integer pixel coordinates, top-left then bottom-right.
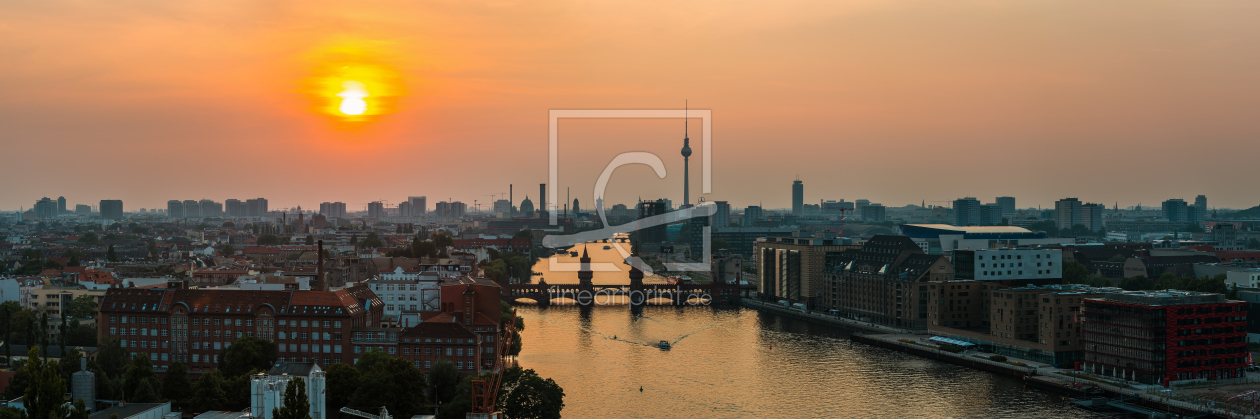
[[1082, 290, 1248, 385], [98, 283, 383, 372]]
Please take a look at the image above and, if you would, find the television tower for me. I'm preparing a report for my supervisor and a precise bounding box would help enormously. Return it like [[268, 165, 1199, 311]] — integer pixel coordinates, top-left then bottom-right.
[[681, 101, 692, 207]]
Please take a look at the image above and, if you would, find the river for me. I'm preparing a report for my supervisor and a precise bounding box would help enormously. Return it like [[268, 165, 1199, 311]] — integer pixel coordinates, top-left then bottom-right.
[[515, 245, 1107, 418]]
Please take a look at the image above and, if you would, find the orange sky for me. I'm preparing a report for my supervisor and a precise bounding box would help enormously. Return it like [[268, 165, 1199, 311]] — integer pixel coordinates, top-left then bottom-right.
[[3, 0, 1260, 212]]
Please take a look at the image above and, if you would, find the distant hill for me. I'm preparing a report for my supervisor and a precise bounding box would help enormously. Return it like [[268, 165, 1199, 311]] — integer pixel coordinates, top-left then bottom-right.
[[1226, 205, 1260, 219]]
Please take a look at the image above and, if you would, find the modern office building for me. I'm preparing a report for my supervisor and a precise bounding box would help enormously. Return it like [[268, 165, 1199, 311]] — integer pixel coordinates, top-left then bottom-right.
[[979, 204, 1003, 226], [75, 204, 91, 215], [744, 205, 764, 227], [792, 180, 804, 216], [99, 200, 124, 220], [861, 204, 886, 222], [57, 196, 67, 215], [953, 197, 981, 226], [899, 224, 1057, 254], [996, 196, 1016, 216], [1055, 198, 1083, 230], [1082, 290, 1248, 385], [712, 201, 730, 228], [1164, 198, 1203, 224], [637, 200, 667, 244], [1195, 195, 1208, 216], [951, 248, 1062, 283]]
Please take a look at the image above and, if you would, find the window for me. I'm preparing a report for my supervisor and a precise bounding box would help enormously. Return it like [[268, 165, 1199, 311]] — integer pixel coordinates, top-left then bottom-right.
[[301, 320, 309, 327], [246, 319, 253, 327], [425, 360, 431, 369], [425, 347, 432, 355], [334, 321, 342, 328]]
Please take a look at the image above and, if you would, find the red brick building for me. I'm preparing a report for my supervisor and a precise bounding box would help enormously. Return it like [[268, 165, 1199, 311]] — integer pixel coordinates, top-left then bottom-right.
[[1082, 290, 1248, 385], [98, 283, 383, 371]]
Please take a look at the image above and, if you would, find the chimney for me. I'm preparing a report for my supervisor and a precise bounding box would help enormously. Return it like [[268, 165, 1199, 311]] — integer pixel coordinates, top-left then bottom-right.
[[509, 184, 513, 217], [540, 183, 546, 216], [317, 240, 325, 291]]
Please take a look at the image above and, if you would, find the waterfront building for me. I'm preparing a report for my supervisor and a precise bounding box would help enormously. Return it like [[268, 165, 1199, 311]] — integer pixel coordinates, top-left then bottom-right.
[[1082, 290, 1248, 385], [755, 233, 858, 307], [952, 248, 1063, 284], [928, 283, 1117, 364], [822, 235, 954, 329]]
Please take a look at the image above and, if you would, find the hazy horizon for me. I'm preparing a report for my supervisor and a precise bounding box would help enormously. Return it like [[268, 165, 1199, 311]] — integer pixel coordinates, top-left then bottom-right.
[[4, 0, 1260, 212]]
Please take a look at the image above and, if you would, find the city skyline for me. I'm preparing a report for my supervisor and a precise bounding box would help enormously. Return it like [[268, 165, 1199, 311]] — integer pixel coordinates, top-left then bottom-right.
[[4, 1, 1260, 210]]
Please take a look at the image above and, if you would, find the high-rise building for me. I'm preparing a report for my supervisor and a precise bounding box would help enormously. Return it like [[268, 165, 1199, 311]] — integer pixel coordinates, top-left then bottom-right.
[[398, 201, 412, 218], [318, 202, 347, 218], [200, 199, 222, 217], [246, 198, 269, 217], [99, 200, 124, 220], [1163, 199, 1189, 223], [1055, 198, 1083, 230], [712, 201, 730, 228], [539, 184, 547, 215], [854, 199, 871, 216], [861, 204, 886, 222], [75, 204, 91, 215], [791, 180, 804, 216], [1195, 195, 1207, 216], [57, 196, 67, 215], [183, 199, 200, 218], [1080, 203, 1104, 232], [953, 197, 981, 226], [744, 205, 764, 227], [978, 204, 1002, 226], [572, 199, 580, 216], [226, 199, 246, 217], [638, 200, 668, 244], [167, 200, 184, 218], [995, 196, 1016, 216], [34, 197, 57, 219], [367, 201, 385, 218], [408, 196, 427, 216]]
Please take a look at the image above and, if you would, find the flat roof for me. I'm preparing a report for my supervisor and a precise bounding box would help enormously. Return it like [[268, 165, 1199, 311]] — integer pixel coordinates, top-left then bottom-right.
[[903, 224, 1034, 234]]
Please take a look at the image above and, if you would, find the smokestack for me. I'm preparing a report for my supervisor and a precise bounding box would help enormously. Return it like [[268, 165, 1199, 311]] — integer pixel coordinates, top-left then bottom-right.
[[540, 183, 547, 216], [510, 184, 514, 217]]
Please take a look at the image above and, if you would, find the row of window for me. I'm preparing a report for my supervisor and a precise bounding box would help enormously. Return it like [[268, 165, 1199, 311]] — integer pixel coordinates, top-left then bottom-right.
[[111, 316, 341, 329]]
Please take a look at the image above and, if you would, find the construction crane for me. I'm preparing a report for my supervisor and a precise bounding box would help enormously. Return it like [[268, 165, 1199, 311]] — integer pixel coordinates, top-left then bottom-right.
[[340, 406, 390, 419], [470, 309, 518, 415]]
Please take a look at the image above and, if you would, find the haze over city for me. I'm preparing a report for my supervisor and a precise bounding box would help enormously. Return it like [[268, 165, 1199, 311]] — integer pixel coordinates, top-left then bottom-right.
[[4, 0, 1260, 211]]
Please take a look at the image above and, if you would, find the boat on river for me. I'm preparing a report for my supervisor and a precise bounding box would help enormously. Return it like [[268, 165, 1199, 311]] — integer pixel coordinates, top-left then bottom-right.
[[658, 340, 671, 350]]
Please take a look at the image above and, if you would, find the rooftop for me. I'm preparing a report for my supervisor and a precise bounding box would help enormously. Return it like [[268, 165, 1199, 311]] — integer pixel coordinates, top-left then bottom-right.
[[1096, 290, 1229, 306]]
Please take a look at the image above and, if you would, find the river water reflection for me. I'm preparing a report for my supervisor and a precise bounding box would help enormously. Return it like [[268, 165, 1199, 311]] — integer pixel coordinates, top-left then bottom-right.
[[516, 248, 1106, 418]]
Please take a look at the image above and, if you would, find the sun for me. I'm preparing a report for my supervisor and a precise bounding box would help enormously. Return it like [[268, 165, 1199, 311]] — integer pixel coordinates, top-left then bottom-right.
[[301, 40, 406, 127]]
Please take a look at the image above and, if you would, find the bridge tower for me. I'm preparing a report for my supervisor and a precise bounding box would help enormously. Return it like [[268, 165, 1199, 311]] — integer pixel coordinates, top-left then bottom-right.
[[577, 246, 595, 305]]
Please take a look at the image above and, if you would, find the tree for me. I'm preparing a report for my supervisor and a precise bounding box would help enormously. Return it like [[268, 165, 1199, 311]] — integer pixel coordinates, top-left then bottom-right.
[[66, 320, 98, 347], [435, 232, 455, 249], [23, 348, 70, 419], [218, 336, 278, 378], [106, 245, 119, 262], [305, 235, 315, 246], [1060, 261, 1089, 285], [711, 239, 731, 251], [96, 339, 128, 379], [38, 312, 49, 357], [221, 245, 235, 255], [428, 360, 462, 406], [273, 376, 312, 419], [191, 370, 230, 413], [162, 361, 194, 402], [66, 295, 98, 319], [1108, 254, 1127, 263], [70, 398, 89, 419], [78, 232, 104, 245], [122, 353, 160, 402], [1249, 238, 1260, 250], [147, 242, 160, 259], [498, 367, 565, 419], [222, 221, 236, 228], [349, 356, 426, 419], [1120, 276, 1155, 291], [59, 347, 82, 380], [360, 232, 384, 248], [67, 254, 81, 267], [258, 234, 280, 246], [323, 363, 361, 414], [413, 241, 438, 258]]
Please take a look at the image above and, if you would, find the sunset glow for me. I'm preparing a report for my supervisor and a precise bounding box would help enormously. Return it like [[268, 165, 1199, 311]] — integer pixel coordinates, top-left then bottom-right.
[[303, 40, 406, 126]]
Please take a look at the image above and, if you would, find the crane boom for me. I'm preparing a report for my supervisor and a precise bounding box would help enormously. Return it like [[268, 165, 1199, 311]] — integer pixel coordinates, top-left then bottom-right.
[[340, 406, 390, 419], [470, 309, 517, 414]]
